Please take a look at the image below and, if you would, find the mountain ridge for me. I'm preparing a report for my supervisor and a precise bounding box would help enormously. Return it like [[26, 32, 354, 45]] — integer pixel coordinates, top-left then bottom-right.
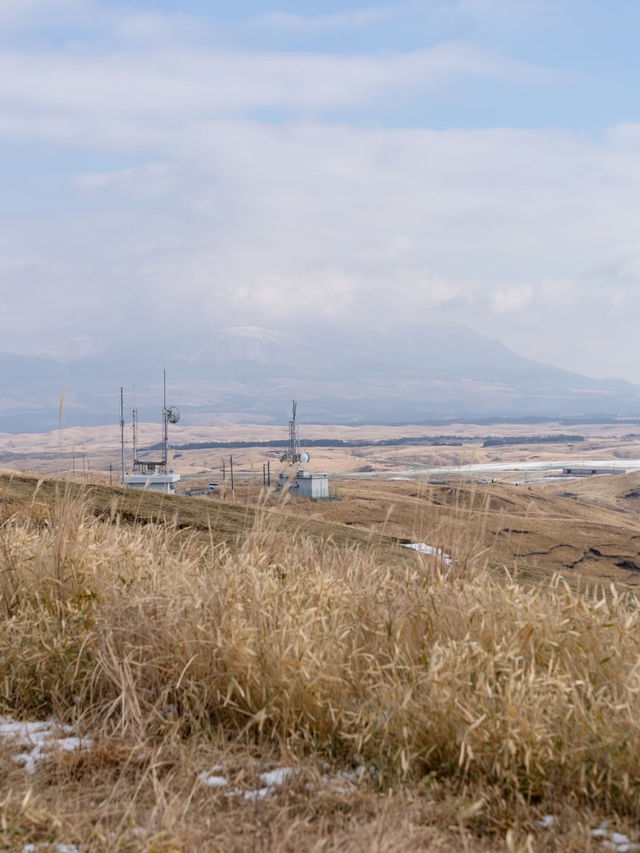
[[1, 324, 639, 432]]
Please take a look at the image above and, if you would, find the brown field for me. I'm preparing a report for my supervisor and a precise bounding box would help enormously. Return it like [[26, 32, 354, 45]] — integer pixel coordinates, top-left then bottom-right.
[[2, 420, 640, 480], [3, 425, 640, 850]]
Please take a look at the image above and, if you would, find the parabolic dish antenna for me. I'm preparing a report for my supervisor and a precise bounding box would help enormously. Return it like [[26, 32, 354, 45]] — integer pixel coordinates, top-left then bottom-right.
[[300, 452, 310, 464], [167, 406, 181, 424]]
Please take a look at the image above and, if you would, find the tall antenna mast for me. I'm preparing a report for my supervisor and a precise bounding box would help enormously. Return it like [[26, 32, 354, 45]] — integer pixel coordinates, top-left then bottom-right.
[[162, 368, 168, 473], [288, 399, 299, 462], [161, 369, 180, 474], [132, 406, 138, 470], [120, 386, 125, 486], [280, 399, 309, 467]]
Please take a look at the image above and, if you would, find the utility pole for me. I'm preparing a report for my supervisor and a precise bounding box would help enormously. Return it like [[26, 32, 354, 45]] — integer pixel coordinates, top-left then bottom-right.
[[267, 460, 271, 487], [132, 407, 138, 471], [109, 463, 113, 486], [230, 455, 235, 500]]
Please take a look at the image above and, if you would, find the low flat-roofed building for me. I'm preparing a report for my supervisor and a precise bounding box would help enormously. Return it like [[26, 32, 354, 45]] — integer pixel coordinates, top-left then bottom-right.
[[279, 469, 329, 499]]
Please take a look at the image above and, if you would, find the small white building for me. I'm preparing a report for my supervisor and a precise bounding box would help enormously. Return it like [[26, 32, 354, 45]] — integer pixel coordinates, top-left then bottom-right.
[[125, 471, 181, 494], [279, 469, 329, 499]]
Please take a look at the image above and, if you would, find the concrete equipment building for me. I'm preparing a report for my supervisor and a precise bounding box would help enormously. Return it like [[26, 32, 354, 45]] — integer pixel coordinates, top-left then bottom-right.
[[278, 468, 330, 498]]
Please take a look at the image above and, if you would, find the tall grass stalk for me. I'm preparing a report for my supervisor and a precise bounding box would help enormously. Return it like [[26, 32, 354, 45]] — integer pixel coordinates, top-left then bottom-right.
[[1, 492, 640, 815]]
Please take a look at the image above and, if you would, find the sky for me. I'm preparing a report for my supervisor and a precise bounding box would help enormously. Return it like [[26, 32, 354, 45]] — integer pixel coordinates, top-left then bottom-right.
[[1, 0, 640, 381]]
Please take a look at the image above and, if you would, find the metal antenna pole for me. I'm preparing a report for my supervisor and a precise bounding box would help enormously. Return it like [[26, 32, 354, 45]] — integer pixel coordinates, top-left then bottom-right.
[[132, 407, 138, 470], [162, 369, 168, 473], [288, 399, 300, 463], [120, 387, 126, 486]]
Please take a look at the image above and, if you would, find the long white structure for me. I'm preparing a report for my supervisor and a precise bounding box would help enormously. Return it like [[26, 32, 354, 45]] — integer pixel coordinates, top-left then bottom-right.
[[125, 471, 181, 494]]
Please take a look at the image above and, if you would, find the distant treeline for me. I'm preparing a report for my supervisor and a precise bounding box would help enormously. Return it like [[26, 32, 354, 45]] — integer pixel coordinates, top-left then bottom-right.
[[482, 434, 585, 447], [145, 433, 589, 452], [146, 436, 466, 452]]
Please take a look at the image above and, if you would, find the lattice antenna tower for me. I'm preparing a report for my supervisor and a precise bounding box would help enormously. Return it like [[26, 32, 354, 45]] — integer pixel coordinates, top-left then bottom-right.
[[280, 400, 310, 466], [162, 369, 181, 472]]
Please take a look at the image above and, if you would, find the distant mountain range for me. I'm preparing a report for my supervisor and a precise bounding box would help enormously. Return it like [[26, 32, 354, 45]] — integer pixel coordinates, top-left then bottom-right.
[[2, 324, 640, 432]]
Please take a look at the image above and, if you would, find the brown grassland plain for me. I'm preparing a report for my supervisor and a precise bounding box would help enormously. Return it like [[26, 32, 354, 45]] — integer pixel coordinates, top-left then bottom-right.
[[3, 427, 640, 850], [2, 419, 640, 479]]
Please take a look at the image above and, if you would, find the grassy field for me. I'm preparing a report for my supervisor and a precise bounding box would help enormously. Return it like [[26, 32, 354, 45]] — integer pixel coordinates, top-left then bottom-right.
[[2, 470, 640, 850], [2, 419, 640, 480]]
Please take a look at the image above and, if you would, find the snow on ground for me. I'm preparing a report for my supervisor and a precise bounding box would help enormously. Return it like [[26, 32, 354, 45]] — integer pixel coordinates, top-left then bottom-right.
[[198, 763, 374, 800], [0, 716, 93, 774], [224, 767, 297, 801], [198, 764, 229, 788], [402, 542, 452, 565], [20, 845, 81, 853], [539, 818, 639, 851], [591, 822, 640, 852]]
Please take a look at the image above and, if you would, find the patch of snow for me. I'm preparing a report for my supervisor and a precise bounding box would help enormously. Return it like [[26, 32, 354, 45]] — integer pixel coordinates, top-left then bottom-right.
[[388, 477, 411, 481], [538, 815, 555, 828], [21, 844, 81, 853], [592, 823, 640, 852], [402, 543, 452, 565], [198, 772, 228, 788], [0, 716, 93, 775], [258, 767, 294, 787], [224, 766, 296, 801], [318, 764, 376, 794], [243, 786, 273, 801]]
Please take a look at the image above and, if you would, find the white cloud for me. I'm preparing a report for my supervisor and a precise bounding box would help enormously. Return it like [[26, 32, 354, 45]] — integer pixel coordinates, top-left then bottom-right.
[[74, 163, 176, 196], [0, 0, 85, 24], [2, 118, 640, 370], [254, 6, 399, 31], [491, 284, 533, 314], [442, 0, 560, 31], [0, 3, 637, 381], [115, 12, 205, 45], [0, 42, 544, 132]]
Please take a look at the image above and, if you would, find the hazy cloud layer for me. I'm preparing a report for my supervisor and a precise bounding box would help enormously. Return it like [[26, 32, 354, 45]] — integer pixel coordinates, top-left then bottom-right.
[[0, 0, 639, 382]]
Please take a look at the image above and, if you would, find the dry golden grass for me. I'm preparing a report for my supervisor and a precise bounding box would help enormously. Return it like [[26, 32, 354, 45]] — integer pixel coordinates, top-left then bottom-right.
[[279, 476, 640, 588], [2, 476, 640, 849]]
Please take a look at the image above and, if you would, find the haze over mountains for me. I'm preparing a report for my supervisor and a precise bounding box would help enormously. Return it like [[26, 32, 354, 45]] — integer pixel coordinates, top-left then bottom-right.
[[2, 324, 640, 433]]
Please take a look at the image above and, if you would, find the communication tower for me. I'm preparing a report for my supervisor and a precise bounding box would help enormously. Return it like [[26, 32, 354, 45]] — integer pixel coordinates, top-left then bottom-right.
[[279, 400, 310, 466], [277, 400, 329, 499], [119, 370, 181, 493]]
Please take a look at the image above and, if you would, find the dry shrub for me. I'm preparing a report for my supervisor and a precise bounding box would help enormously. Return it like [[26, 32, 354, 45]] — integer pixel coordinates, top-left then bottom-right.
[[2, 492, 640, 817]]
